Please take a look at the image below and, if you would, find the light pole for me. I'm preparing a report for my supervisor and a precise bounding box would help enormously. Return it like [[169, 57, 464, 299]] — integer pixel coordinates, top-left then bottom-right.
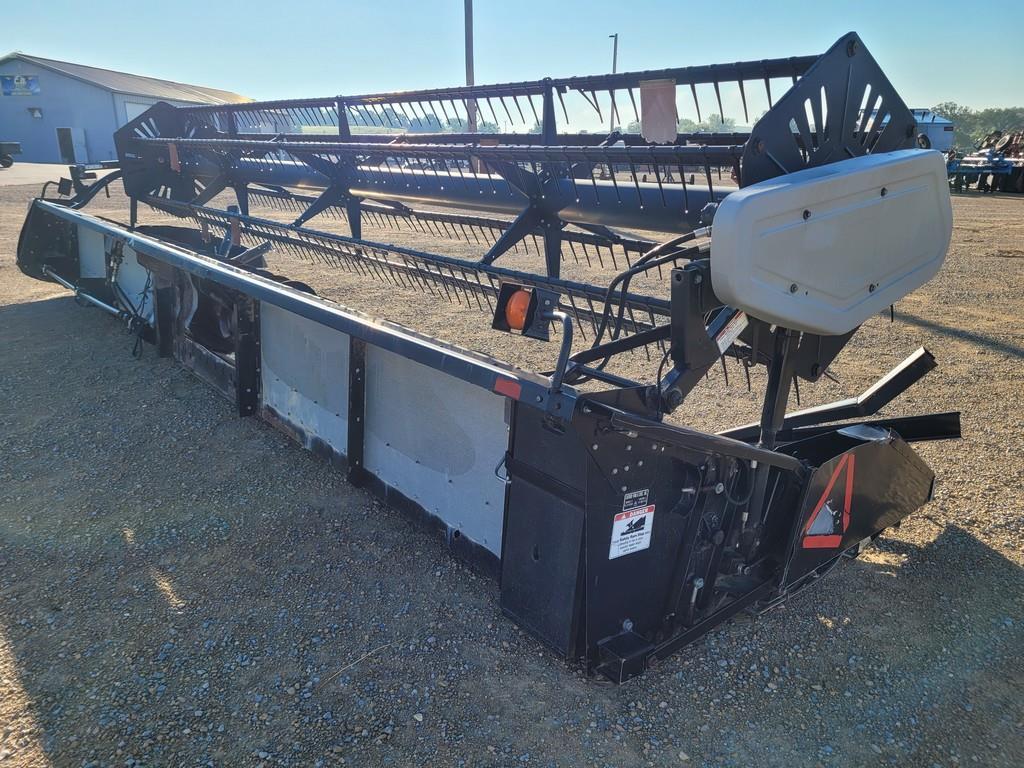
[[608, 33, 618, 133], [466, 0, 476, 134]]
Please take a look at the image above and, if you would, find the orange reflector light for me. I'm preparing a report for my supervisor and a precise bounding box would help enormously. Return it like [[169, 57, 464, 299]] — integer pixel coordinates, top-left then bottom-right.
[[505, 289, 531, 331]]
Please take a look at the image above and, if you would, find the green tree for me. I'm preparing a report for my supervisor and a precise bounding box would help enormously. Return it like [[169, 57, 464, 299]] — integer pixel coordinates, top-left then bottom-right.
[[931, 102, 1024, 151]]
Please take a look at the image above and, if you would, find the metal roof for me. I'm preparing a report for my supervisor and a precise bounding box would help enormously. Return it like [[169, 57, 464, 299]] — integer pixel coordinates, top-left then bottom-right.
[[0, 53, 250, 104]]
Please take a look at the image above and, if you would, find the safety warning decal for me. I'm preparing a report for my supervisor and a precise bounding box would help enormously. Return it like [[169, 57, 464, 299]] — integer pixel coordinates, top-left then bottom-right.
[[715, 311, 748, 353], [609, 504, 655, 559]]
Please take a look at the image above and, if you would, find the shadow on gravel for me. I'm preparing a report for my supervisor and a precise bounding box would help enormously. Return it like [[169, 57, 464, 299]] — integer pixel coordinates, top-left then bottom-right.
[[895, 309, 1024, 359], [1, 292, 1022, 766]]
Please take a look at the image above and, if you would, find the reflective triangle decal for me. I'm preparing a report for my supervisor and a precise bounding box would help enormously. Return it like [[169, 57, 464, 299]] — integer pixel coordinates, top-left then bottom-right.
[[801, 453, 855, 549]]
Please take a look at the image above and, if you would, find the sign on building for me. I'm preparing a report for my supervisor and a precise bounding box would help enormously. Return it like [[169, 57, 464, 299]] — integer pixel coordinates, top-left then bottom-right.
[[2, 75, 40, 96]]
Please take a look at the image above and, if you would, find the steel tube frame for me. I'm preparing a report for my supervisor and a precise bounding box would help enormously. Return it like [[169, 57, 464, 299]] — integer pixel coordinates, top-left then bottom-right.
[[33, 200, 575, 413]]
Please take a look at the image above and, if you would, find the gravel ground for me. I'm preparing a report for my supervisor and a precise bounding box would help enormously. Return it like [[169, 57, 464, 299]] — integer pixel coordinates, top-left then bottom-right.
[[0, 181, 1022, 767]]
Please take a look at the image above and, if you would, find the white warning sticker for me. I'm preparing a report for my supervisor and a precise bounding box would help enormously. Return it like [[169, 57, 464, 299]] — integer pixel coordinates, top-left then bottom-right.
[[608, 505, 656, 560], [715, 311, 748, 353]]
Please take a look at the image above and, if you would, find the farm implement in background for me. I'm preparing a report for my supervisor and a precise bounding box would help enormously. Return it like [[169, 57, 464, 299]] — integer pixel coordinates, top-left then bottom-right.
[[948, 129, 1024, 193], [17, 32, 959, 683]]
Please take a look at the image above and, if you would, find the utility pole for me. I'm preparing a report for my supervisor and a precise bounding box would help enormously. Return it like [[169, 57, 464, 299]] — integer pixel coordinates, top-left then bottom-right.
[[609, 33, 618, 133], [466, 0, 476, 134]]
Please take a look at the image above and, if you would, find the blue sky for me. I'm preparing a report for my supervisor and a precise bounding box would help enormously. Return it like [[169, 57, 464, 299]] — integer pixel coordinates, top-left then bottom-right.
[[2, 0, 1021, 111]]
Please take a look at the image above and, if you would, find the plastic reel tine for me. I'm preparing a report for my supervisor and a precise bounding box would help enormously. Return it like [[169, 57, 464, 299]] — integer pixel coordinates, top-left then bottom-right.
[[704, 155, 714, 198], [627, 87, 639, 122], [437, 264, 459, 304], [410, 258, 434, 295], [477, 272, 494, 313], [432, 99, 448, 128], [720, 354, 730, 386], [793, 375, 801, 407], [393, 255, 417, 292], [498, 96, 515, 127], [475, 159, 494, 195], [607, 159, 622, 203], [395, 102, 413, 128], [510, 95, 526, 124], [485, 97, 500, 127], [452, 265, 473, 305], [452, 158, 470, 192], [586, 163, 600, 205], [609, 89, 621, 131], [469, 270, 486, 312], [737, 79, 749, 124], [583, 295, 601, 337], [364, 104, 382, 128], [443, 98, 458, 128], [564, 152, 580, 202], [526, 94, 540, 126], [384, 253, 409, 289], [435, 267, 456, 304], [651, 157, 667, 206], [627, 162, 643, 209], [566, 293, 587, 342], [690, 83, 702, 124], [407, 101, 425, 129], [713, 80, 725, 124], [555, 89, 570, 124], [565, 241, 580, 265]]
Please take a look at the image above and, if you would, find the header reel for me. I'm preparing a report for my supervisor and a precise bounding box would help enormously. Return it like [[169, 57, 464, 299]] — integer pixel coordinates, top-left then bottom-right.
[[17, 32, 959, 683]]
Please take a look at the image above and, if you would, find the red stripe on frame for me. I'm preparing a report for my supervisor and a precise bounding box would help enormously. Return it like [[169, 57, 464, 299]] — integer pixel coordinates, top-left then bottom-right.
[[802, 534, 843, 549], [493, 377, 522, 400]]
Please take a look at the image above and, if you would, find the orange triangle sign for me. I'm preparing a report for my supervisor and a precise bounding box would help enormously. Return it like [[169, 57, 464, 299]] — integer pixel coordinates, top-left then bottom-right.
[[801, 453, 855, 549]]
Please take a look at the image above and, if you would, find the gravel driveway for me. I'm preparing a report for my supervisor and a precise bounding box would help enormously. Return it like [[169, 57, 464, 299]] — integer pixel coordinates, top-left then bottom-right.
[[0, 183, 1021, 767]]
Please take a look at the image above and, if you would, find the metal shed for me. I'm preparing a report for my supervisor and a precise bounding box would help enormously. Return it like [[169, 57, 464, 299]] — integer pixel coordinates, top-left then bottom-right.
[[0, 53, 249, 164]]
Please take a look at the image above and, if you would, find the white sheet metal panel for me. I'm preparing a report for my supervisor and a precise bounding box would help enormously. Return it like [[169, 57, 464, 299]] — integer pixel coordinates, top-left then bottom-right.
[[711, 149, 952, 335], [111, 243, 155, 324], [364, 346, 508, 556], [260, 303, 349, 455], [77, 224, 106, 278]]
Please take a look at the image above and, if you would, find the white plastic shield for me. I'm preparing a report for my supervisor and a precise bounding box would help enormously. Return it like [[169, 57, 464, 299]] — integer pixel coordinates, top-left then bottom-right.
[[711, 150, 952, 336]]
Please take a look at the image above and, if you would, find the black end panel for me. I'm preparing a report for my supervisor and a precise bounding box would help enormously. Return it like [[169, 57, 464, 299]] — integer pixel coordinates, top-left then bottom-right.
[[500, 474, 585, 657], [500, 405, 588, 658], [17, 201, 78, 282], [784, 430, 934, 584]]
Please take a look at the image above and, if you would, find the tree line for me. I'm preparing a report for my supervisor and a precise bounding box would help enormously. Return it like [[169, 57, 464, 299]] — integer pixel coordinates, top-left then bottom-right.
[[929, 103, 1024, 151]]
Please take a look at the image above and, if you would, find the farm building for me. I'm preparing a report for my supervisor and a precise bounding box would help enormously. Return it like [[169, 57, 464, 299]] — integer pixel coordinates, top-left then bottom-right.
[[0, 53, 249, 164]]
